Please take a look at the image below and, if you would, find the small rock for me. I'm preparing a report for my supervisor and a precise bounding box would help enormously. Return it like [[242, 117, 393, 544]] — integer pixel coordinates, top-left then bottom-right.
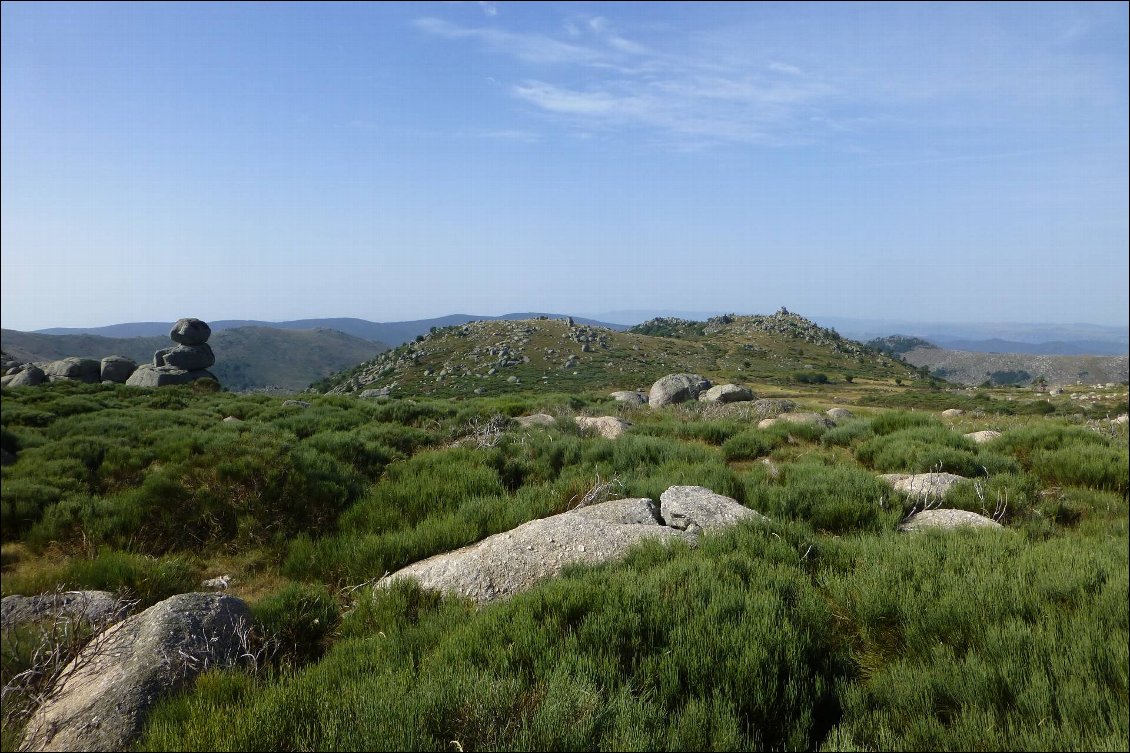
[[964, 430, 1001, 444], [515, 413, 556, 428], [941, 409, 964, 417], [574, 415, 632, 439], [698, 384, 754, 403], [899, 509, 1003, 532]]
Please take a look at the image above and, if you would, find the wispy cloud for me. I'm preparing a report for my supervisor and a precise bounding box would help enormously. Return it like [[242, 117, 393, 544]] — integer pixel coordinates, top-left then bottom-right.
[[415, 14, 837, 149]]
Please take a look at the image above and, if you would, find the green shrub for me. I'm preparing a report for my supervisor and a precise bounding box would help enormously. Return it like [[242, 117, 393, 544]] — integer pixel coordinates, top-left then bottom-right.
[[722, 430, 781, 461], [757, 463, 900, 534], [869, 411, 941, 436], [252, 583, 340, 668], [1032, 444, 1129, 494], [1, 548, 197, 607], [856, 426, 1018, 477], [942, 472, 1041, 523], [820, 419, 874, 447]]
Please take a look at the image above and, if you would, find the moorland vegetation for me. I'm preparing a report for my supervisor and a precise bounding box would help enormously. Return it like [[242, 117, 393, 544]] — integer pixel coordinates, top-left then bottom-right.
[[1, 315, 1127, 751]]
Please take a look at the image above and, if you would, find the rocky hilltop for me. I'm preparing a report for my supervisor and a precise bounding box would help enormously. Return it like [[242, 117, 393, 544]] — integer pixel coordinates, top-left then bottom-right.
[[315, 310, 918, 397]]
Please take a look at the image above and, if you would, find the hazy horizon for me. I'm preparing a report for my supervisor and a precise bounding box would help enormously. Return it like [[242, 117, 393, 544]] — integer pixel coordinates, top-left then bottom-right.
[[3, 2, 1127, 332]]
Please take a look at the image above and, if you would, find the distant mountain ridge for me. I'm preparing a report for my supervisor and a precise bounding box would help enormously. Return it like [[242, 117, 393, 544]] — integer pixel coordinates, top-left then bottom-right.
[[34, 313, 626, 347]]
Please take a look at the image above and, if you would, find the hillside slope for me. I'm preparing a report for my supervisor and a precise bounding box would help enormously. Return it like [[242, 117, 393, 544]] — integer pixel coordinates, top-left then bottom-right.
[[1, 327, 386, 392], [315, 310, 920, 397]]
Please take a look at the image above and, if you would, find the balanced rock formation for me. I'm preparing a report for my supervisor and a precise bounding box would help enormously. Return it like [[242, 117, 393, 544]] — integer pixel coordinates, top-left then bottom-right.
[[649, 373, 712, 408], [698, 384, 754, 403], [899, 509, 1003, 532], [20, 593, 251, 753], [126, 318, 217, 388], [380, 486, 765, 605]]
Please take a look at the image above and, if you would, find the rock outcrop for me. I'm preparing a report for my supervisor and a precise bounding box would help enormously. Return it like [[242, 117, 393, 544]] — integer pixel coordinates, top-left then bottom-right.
[[19, 593, 251, 753], [3, 365, 46, 388], [43, 358, 101, 384], [649, 373, 712, 408], [380, 487, 765, 605]]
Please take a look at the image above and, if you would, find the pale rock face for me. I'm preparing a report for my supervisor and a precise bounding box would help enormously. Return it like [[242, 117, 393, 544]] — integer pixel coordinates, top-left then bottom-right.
[[574, 415, 632, 439], [515, 413, 556, 428], [610, 390, 648, 405], [941, 409, 964, 417], [659, 486, 768, 533], [826, 407, 854, 422], [964, 430, 1002, 444], [100, 356, 138, 383]]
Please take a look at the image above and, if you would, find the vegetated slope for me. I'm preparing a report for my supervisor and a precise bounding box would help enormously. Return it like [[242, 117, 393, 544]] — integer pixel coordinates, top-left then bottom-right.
[[0, 327, 386, 392], [901, 346, 1129, 387], [313, 309, 921, 397], [866, 335, 940, 357]]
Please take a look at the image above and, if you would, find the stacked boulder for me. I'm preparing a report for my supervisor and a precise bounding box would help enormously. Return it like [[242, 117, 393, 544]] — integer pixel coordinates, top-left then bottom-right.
[[126, 318, 218, 387]]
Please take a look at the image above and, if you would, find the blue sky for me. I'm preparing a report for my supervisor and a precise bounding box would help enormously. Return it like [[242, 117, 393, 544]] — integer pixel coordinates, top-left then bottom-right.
[[2, 1, 1127, 330]]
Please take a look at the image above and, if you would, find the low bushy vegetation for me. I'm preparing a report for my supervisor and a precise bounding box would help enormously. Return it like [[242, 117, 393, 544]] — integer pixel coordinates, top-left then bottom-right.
[[1, 378, 1126, 751]]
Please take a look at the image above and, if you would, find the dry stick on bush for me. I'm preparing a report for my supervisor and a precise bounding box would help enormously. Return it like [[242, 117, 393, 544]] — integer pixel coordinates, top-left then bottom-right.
[[570, 474, 624, 510]]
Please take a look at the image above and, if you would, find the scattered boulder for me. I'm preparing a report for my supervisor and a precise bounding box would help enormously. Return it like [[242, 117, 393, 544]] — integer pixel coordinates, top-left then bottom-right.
[[698, 384, 753, 403], [659, 486, 767, 533], [1, 591, 129, 629], [609, 390, 648, 406], [941, 408, 964, 417], [648, 373, 712, 408], [774, 412, 834, 428], [880, 472, 968, 500], [100, 356, 138, 383], [964, 430, 1002, 444], [43, 358, 101, 383], [222, 416, 243, 424], [515, 413, 556, 428], [5, 365, 45, 387], [826, 407, 855, 422], [19, 593, 251, 753], [574, 415, 631, 439], [751, 398, 797, 418], [169, 318, 211, 346], [898, 509, 1003, 532]]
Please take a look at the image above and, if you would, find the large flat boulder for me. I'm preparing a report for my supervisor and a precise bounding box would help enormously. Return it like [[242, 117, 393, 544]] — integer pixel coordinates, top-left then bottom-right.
[[381, 500, 696, 605], [20, 593, 251, 753], [648, 373, 711, 408], [659, 486, 767, 533], [899, 509, 1003, 532], [126, 365, 216, 387]]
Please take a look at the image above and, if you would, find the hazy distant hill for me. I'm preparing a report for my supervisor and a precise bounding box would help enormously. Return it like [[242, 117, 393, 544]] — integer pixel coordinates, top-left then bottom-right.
[[1, 327, 386, 392], [34, 313, 624, 347], [899, 347, 1128, 387]]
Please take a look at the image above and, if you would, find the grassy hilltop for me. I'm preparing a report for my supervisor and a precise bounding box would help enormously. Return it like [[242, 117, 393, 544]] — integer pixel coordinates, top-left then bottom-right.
[[1, 311, 1127, 751]]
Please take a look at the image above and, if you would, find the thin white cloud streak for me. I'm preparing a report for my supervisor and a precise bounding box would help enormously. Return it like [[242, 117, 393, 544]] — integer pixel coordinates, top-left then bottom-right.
[[415, 15, 836, 148]]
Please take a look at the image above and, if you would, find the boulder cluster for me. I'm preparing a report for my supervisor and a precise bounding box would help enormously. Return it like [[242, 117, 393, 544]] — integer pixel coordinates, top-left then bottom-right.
[[1, 355, 140, 388], [126, 318, 218, 387]]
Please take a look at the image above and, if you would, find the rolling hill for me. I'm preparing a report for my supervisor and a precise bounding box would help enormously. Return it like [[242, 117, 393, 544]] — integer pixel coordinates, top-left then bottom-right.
[[313, 309, 921, 398]]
